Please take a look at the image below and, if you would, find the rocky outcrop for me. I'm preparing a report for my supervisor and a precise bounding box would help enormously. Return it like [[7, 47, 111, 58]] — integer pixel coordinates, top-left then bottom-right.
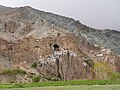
[[0, 6, 120, 83]]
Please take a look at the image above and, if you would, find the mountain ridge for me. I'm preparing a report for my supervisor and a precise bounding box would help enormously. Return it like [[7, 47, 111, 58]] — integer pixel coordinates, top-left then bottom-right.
[[1, 5, 120, 55], [0, 6, 120, 83], [0, 5, 14, 12]]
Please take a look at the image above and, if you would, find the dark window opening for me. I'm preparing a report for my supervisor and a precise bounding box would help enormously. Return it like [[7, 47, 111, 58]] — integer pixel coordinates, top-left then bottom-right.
[[34, 46, 39, 48], [31, 73, 35, 75], [57, 33, 60, 37], [50, 43, 52, 47], [8, 45, 12, 50]]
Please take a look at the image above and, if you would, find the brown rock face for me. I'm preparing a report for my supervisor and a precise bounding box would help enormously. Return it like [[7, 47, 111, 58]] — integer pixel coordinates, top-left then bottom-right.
[[0, 6, 120, 82], [35, 34, 95, 80]]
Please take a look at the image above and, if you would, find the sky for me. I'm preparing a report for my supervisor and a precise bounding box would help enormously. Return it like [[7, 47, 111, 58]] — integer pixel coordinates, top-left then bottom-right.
[[0, 0, 120, 30]]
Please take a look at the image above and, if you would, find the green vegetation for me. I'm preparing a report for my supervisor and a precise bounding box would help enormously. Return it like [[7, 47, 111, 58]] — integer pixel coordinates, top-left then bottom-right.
[[31, 62, 37, 68], [32, 76, 40, 82], [94, 61, 112, 80], [110, 72, 120, 80], [93, 61, 120, 80], [0, 69, 26, 76], [2, 85, 120, 90], [0, 80, 120, 89]]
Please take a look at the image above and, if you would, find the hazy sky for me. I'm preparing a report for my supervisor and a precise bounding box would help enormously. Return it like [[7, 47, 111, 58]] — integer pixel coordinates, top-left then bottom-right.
[[0, 0, 120, 30]]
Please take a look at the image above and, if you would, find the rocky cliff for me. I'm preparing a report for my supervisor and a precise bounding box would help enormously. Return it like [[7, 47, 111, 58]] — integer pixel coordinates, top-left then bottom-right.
[[0, 6, 120, 83]]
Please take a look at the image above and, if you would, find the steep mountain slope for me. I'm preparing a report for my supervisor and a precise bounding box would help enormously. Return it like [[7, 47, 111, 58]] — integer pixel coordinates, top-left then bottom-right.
[[0, 6, 120, 83], [0, 5, 13, 12]]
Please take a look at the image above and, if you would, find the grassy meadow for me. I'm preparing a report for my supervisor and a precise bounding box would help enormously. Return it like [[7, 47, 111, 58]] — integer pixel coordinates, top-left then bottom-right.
[[0, 80, 120, 90], [1, 85, 120, 90]]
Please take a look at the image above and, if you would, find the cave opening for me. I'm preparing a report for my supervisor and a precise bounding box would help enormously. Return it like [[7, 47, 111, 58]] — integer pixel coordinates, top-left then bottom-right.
[[53, 44, 59, 51]]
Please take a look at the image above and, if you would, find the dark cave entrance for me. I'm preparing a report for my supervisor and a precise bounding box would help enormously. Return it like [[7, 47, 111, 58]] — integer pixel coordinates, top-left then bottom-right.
[[53, 44, 60, 51]]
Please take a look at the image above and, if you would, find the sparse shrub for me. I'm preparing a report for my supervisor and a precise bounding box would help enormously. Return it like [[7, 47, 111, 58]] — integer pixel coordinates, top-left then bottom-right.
[[32, 76, 40, 82], [110, 72, 120, 80], [94, 61, 112, 80], [9, 81, 16, 83], [84, 59, 94, 67], [31, 62, 37, 68], [13, 83, 24, 88], [0, 69, 26, 76]]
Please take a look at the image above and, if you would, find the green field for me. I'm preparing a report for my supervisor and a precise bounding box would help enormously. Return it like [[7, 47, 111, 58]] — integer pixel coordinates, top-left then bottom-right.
[[0, 80, 120, 90], [1, 85, 120, 90]]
